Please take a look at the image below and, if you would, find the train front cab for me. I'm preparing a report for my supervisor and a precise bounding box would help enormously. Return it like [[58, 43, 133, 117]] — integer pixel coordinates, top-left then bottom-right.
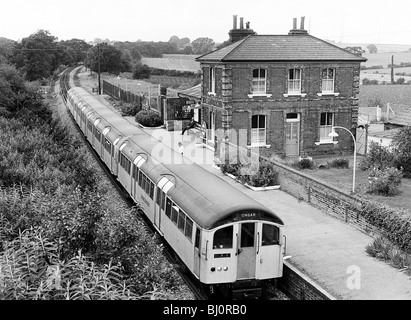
[[199, 218, 284, 297]]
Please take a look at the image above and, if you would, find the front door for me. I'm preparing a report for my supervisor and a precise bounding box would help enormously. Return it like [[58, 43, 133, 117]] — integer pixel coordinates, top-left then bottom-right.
[[285, 113, 300, 156], [237, 222, 256, 280]]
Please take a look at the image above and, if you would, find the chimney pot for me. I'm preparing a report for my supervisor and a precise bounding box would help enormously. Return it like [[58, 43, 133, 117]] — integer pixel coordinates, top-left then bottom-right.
[[300, 16, 305, 30], [240, 17, 244, 29], [233, 15, 237, 29], [293, 18, 297, 29]]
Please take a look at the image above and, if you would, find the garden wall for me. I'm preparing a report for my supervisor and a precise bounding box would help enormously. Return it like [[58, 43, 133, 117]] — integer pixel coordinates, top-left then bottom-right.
[[219, 142, 385, 238]]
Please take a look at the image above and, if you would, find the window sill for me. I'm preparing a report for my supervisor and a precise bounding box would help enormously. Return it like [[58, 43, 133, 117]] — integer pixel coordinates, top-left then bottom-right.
[[315, 141, 338, 146], [283, 93, 307, 98], [317, 92, 340, 97], [247, 93, 272, 98], [247, 144, 271, 149]]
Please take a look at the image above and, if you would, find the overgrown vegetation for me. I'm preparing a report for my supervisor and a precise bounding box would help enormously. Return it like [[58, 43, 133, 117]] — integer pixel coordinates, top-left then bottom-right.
[[358, 129, 411, 196], [359, 201, 411, 253], [366, 236, 411, 276], [0, 63, 191, 300]]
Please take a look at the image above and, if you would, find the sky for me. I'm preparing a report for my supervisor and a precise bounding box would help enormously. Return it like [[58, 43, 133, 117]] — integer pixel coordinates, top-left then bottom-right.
[[2, 0, 411, 45]]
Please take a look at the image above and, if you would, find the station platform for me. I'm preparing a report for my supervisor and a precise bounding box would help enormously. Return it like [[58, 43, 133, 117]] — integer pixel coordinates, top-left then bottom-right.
[[134, 123, 411, 300]]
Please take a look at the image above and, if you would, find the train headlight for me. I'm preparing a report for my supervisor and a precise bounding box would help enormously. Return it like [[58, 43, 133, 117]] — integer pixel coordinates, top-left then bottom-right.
[[223, 267, 228, 271], [217, 267, 222, 271]]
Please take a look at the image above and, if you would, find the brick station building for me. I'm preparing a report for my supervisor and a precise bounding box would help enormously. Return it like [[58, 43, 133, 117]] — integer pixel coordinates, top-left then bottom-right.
[[195, 16, 367, 158]]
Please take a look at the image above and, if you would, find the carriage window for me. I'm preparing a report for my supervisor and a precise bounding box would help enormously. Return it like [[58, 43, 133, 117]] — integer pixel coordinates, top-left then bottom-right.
[[149, 182, 154, 199], [165, 198, 172, 218], [262, 224, 280, 246], [178, 211, 186, 231], [156, 187, 161, 205], [195, 227, 200, 249], [213, 226, 233, 249], [185, 218, 193, 241], [171, 206, 179, 224], [160, 191, 166, 210], [240, 223, 255, 248]]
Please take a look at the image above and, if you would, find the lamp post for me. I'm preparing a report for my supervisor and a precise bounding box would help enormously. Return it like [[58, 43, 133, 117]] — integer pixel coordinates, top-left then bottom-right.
[[117, 75, 128, 91], [328, 126, 357, 193]]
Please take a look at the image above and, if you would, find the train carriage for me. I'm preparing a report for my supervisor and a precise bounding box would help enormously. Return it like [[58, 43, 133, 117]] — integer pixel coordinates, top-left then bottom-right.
[[64, 84, 285, 298]]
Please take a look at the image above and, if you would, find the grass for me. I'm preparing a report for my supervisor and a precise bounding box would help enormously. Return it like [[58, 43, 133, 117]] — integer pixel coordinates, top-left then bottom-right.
[[304, 158, 411, 213]]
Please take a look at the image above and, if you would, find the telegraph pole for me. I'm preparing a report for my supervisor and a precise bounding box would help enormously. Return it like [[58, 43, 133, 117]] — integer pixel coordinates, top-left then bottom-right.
[[97, 44, 101, 95], [391, 55, 394, 85]]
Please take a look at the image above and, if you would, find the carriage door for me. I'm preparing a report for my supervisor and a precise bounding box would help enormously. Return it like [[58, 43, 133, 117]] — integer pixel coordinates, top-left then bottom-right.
[[237, 222, 256, 280], [285, 113, 300, 157], [193, 227, 201, 278], [155, 177, 174, 234]]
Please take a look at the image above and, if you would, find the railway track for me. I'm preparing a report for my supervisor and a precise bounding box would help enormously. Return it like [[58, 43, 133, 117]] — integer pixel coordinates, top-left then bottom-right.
[[58, 67, 208, 300]]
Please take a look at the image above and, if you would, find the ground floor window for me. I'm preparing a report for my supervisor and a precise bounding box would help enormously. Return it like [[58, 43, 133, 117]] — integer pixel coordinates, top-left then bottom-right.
[[251, 115, 266, 146], [320, 112, 334, 142]]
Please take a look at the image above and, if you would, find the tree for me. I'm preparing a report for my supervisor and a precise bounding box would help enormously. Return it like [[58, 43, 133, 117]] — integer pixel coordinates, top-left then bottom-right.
[[132, 63, 150, 79], [191, 37, 215, 55], [88, 43, 130, 74], [367, 44, 378, 54], [16, 30, 59, 81], [344, 46, 365, 56]]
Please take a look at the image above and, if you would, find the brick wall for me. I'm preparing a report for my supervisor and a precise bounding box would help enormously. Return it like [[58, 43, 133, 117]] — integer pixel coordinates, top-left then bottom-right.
[[200, 61, 360, 157], [217, 142, 385, 239], [278, 261, 337, 300]]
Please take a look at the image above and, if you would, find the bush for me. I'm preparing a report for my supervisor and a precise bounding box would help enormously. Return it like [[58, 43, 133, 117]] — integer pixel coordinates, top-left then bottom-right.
[[135, 110, 162, 127], [366, 166, 403, 196], [292, 158, 314, 170], [238, 160, 279, 187], [329, 158, 350, 169], [359, 141, 395, 171], [391, 126, 411, 178]]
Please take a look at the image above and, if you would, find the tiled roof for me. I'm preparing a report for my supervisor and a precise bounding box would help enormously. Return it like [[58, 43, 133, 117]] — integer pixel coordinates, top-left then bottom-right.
[[369, 128, 401, 139], [196, 34, 367, 62], [177, 84, 201, 99], [385, 109, 411, 126]]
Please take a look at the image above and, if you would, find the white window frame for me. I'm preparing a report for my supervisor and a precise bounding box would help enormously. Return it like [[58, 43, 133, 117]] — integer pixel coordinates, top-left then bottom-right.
[[319, 112, 334, 143], [321, 68, 335, 93], [208, 67, 216, 96], [288, 68, 301, 94], [251, 114, 267, 146], [251, 68, 266, 95]]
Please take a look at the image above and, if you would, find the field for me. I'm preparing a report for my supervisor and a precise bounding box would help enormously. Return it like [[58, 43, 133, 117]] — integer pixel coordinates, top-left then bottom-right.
[[362, 52, 411, 68], [359, 84, 411, 111], [141, 54, 200, 72]]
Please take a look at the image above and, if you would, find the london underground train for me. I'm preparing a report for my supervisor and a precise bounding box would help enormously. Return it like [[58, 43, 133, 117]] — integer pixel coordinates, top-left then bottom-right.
[[62, 79, 285, 298]]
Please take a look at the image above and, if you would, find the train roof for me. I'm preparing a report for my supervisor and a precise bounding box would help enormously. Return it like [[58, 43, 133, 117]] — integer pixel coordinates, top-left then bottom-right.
[[67, 87, 284, 230]]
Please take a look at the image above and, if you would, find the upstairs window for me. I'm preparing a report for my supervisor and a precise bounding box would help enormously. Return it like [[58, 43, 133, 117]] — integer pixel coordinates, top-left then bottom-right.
[[320, 112, 334, 142], [251, 115, 266, 146], [321, 68, 335, 93], [209, 67, 216, 94], [252, 68, 266, 94], [288, 68, 301, 93]]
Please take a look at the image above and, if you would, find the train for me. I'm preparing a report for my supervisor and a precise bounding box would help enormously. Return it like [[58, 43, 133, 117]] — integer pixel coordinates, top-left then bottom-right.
[[60, 68, 286, 298]]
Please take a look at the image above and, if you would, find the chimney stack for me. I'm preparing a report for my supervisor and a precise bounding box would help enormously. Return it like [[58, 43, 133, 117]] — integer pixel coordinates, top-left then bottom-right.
[[288, 16, 308, 35], [229, 15, 256, 43]]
